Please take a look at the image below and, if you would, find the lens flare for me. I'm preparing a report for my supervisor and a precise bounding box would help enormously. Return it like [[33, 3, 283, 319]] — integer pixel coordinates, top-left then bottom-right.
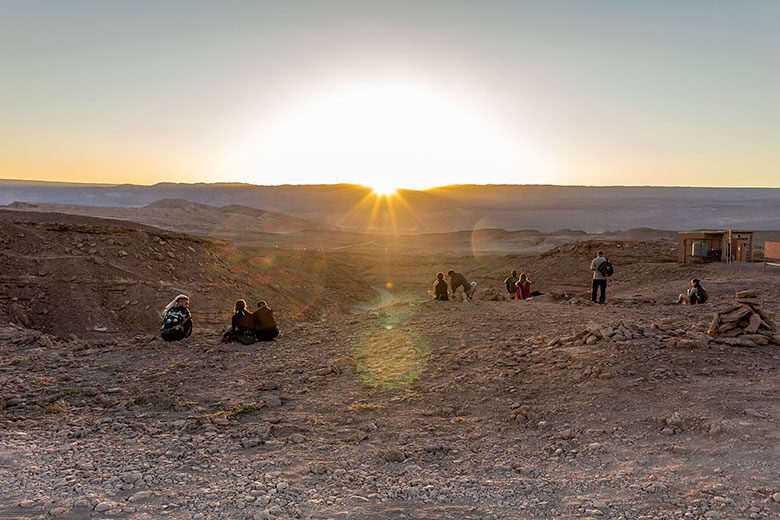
[[352, 305, 430, 389], [203, 241, 329, 320]]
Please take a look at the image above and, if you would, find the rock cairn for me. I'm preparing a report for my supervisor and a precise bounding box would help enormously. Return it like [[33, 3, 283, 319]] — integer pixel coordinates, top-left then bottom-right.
[[706, 290, 779, 347], [450, 288, 469, 302], [478, 287, 511, 301]]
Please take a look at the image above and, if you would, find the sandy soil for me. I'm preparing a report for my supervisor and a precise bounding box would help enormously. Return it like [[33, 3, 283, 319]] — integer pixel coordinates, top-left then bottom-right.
[[1, 210, 779, 519]]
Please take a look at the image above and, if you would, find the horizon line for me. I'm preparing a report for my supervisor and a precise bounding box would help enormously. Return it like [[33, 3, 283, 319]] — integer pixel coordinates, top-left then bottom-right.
[[1, 178, 778, 190]]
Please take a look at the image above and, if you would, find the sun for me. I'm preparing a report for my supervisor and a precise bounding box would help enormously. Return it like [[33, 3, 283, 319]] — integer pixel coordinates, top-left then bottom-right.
[[369, 182, 398, 196], [221, 79, 552, 188]]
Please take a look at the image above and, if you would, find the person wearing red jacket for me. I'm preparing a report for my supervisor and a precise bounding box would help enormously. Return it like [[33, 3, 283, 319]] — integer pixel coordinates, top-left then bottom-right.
[[515, 273, 532, 300]]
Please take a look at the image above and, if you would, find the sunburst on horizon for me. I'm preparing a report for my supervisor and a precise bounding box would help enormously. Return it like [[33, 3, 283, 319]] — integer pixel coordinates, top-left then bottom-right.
[[221, 80, 550, 190], [368, 182, 399, 197]]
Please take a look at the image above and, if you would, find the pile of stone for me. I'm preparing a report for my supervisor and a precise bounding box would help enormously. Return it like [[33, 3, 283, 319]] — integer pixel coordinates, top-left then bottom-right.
[[548, 320, 664, 347], [551, 317, 716, 349], [706, 290, 779, 347], [450, 289, 469, 302], [478, 287, 511, 301]]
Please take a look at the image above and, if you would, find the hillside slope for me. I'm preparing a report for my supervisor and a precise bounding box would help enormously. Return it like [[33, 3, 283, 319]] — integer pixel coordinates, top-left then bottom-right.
[[0, 210, 373, 337]]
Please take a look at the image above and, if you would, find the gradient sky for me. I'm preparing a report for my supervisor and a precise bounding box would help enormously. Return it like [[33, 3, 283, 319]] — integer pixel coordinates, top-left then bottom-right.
[[1, 0, 779, 188]]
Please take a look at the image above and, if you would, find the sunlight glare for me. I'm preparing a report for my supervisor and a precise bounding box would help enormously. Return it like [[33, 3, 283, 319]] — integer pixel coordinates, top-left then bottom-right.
[[370, 182, 398, 196], [223, 80, 550, 188]]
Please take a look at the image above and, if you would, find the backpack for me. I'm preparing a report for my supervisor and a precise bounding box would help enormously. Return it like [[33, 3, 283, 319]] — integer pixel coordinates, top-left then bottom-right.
[[161, 310, 190, 342], [598, 258, 614, 277], [161, 325, 185, 341], [697, 287, 708, 304], [238, 330, 256, 345]]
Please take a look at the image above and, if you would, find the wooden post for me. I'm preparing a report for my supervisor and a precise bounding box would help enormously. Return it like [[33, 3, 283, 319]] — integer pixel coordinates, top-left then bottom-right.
[[749, 233, 754, 263], [727, 229, 732, 263]]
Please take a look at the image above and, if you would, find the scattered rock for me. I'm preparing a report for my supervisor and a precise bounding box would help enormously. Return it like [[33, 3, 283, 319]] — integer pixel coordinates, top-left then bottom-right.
[[382, 449, 406, 462], [642, 482, 667, 493]]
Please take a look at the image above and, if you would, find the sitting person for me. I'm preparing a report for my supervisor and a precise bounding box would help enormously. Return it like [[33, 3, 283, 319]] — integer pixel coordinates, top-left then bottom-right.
[[230, 299, 257, 344], [252, 301, 279, 341], [516, 273, 531, 300], [160, 294, 192, 341], [504, 270, 519, 296], [515, 273, 542, 300], [448, 269, 477, 300], [678, 278, 707, 304], [431, 272, 449, 301]]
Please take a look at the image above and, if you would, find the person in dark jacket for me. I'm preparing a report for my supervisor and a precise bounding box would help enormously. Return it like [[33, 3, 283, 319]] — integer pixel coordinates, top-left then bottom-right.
[[230, 299, 256, 343], [432, 272, 449, 301], [231, 299, 255, 331], [252, 301, 279, 341], [504, 270, 519, 296], [678, 279, 706, 304], [160, 294, 192, 341], [448, 269, 477, 300]]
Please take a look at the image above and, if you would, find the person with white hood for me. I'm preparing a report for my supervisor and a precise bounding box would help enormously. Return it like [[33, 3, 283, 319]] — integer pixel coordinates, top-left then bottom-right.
[[160, 294, 192, 341]]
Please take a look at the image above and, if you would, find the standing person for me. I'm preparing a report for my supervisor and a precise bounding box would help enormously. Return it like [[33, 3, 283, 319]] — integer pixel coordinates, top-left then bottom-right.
[[590, 250, 608, 304], [504, 270, 519, 296], [432, 272, 449, 301], [160, 294, 192, 341], [252, 301, 279, 341], [448, 269, 477, 300]]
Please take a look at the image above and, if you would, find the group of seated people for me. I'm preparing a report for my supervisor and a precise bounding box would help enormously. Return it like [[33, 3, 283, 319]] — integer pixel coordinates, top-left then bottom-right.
[[431, 269, 478, 301], [159, 294, 279, 343], [503, 269, 539, 300], [429, 268, 542, 301], [162, 278, 708, 343], [223, 299, 279, 344]]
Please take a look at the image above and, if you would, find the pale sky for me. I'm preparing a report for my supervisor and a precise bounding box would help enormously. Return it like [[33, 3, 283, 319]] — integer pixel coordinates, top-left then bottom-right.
[[1, 0, 779, 188]]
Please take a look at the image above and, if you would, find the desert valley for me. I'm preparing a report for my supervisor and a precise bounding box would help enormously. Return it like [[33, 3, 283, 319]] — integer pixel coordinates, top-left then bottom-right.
[[5, 2, 780, 518], [1, 184, 779, 520]]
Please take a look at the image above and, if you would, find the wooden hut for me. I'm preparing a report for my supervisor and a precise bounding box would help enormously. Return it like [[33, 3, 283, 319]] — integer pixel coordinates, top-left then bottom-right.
[[677, 230, 754, 264]]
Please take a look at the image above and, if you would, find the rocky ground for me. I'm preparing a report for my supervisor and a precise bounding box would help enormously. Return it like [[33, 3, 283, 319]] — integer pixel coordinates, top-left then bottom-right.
[[1, 210, 779, 519]]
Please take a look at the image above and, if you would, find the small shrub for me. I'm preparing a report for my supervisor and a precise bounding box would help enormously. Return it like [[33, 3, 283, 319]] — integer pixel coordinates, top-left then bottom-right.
[[206, 402, 261, 421]]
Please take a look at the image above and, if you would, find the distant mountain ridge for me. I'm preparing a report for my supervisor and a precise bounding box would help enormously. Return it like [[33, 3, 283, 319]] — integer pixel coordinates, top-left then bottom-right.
[[1, 179, 778, 232], [4, 198, 332, 237]]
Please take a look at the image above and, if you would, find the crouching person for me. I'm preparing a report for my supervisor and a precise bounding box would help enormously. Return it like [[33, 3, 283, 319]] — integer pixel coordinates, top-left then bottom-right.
[[448, 269, 477, 301], [160, 294, 192, 341], [253, 301, 279, 341]]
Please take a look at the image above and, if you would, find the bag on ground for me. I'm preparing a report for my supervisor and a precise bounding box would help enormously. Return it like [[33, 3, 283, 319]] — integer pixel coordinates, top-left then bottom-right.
[[238, 330, 256, 345]]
